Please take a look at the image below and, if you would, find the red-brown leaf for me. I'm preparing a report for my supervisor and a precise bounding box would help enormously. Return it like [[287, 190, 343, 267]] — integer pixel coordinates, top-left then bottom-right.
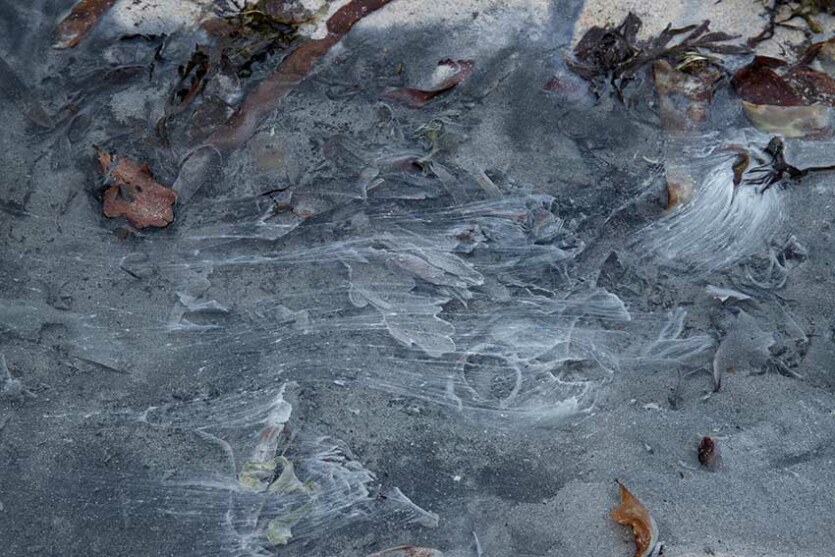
[[96, 147, 177, 229], [785, 66, 835, 106], [731, 57, 803, 107], [54, 0, 118, 49], [381, 59, 475, 108]]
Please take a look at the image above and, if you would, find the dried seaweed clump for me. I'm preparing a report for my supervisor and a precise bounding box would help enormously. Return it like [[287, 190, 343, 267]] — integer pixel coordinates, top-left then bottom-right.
[[568, 13, 748, 99]]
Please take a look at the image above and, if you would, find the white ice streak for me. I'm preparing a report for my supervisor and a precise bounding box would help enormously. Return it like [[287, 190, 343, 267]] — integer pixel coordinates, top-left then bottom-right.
[[636, 159, 783, 273]]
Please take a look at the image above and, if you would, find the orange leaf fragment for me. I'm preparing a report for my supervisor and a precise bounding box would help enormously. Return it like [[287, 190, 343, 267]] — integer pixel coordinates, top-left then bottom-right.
[[611, 481, 659, 557], [54, 0, 118, 49], [95, 146, 177, 229]]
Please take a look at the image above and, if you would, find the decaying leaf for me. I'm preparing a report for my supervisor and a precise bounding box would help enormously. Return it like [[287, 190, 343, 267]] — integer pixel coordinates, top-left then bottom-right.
[[203, 1, 307, 75], [732, 42, 835, 137], [54, 0, 118, 49], [731, 56, 802, 106], [366, 546, 444, 557], [239, 458, 278, 491], [239, 385, 293, 491], [174, 0, 398, 202], [268, 456, 315, 495], [381, 59, 476, 108], [95, 147, 177, 229], [748, 1, 835, 44], [235, 387, 319, 547], [611, 481, 659, 557], [698, 435, 723, 471], [265, 473, 315, 546]]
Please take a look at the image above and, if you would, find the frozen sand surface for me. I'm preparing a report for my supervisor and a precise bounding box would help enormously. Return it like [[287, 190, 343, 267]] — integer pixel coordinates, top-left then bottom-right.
[[1, 0, 835, 556]]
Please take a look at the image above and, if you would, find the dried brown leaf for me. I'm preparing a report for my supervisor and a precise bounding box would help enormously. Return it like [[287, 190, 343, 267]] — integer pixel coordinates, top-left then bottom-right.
[[785, 66, 835, 106], [732, 44, 835, 137], [611, 481, 659, 557], [731, 56, 802, 106], [96, 147, 177, 229], [54, 0, 118, 49], [381, 59, 476, 108], [733, 47, 835, 108]]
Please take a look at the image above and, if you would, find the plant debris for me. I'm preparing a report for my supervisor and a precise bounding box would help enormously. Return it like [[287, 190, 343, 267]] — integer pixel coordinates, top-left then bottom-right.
[[157, 1, 311, 145], [95, 146, 177, 229], [568, 13, 748, 99], [748, 0, 835, 47], [732, 40, 835, 136], [733, 57, 815, 106], [156, 45, 220, 145], [611, 481, 660, 557], [652, 57, 724, 132], [54, 0, 118, 49], [204, 1, 312, 77], [698, 435, 723, 471], [381, 59, 476, 108], [743, 136, 835, 190], [207, 0, 396, 152]]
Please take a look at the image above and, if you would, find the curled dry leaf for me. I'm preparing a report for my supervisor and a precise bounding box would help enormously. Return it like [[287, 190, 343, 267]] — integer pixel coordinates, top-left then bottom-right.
[[698, 435, 723, 471], [611, 481, 659, 557], [54, 0, 118, 49], [366, 546, 444, 557], [381, 59, 476, 108], [96, 147, 177, 229]]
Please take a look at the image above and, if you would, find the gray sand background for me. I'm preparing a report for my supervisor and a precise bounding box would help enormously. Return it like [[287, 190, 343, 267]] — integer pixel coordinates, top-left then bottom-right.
[[1, 1, 835, 556]]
